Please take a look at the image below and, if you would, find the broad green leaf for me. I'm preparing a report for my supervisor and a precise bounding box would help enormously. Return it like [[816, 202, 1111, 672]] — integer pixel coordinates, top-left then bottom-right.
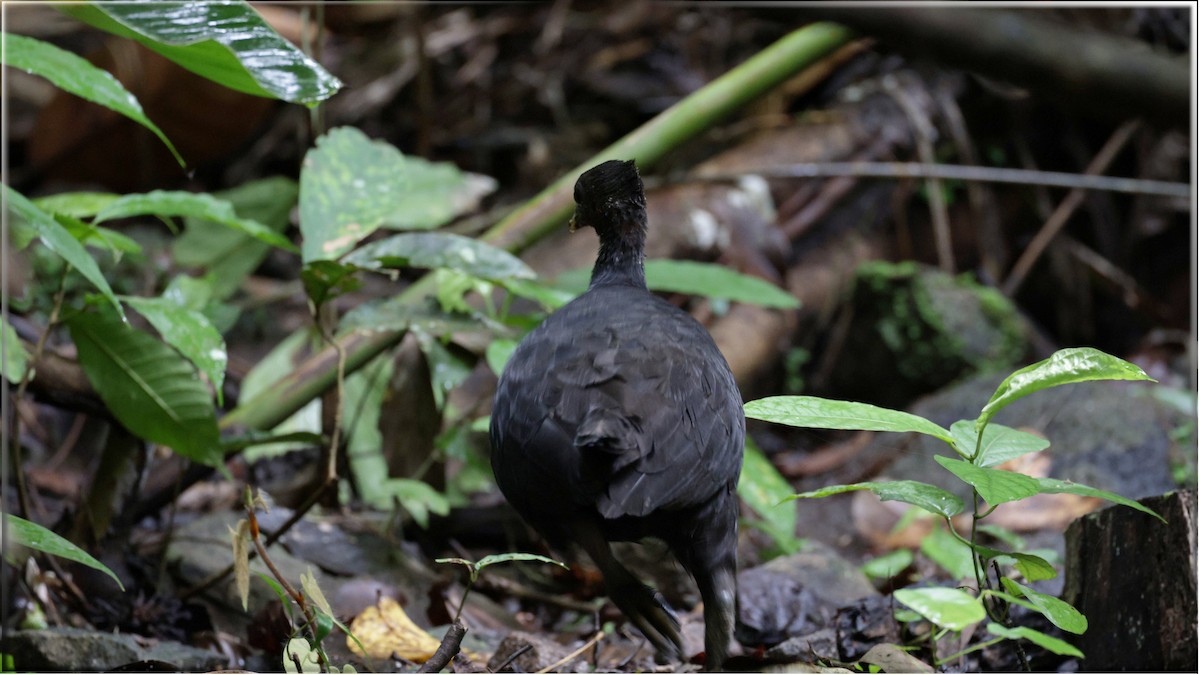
[[2, 33, 182, 166], [68, 309, 221, 467], [1035, 478, 1166, 522], [745, 396, 954, 444], [986, 623, 1083, 658], [93, 190, 296, 251], [893, 587, 985, 631], [173, 176, 297, 300], [2, 316, 29, 384], [5, 186, 123, 318], [949, 420, 1050, 466], [1000, 578, 1087, 634], [123, 296, 227, 405], [738, 437, 801, 554], [486, 339, 519, 377], [416, 331, 472, 411], [789, 480, 964, 519], [59, 2, 341, 105], [643, 259, 801, 309], [969, 542, 1057, 582], [345, 232, 535, 281], [299, 127, 470, 261], [33, 192, 120, 218], [497, 277, 576, 311], [343, 355, 394, 508], [340, 297, 484, 336], [978, 348, 1154, 430], [56, 215, 143, 258], [933, 455, 1041, 506], [4, 514, 124, 590], [920, 524, 975, 580], [861, 549, 914, 580], [240, 330, 321, 458]]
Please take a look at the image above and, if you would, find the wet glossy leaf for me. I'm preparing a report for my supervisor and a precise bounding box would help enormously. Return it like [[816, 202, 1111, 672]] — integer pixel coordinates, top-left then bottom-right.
[[6, 514, 124, 590], [123, 296, 227, 405], [745, 396, 954, 444], [978, 348, 1155, 430], [60, 2, 341, 105], [345, 232, 535, 281], [893, 587, 985, 631], [969, 542, 1057, 582], [934, 455, 1041, 506], [987, 623, 1083, 657], [6, 186, 123, 318], [949, 420, 1050, 466], [94, 190, 295, 251], [1036, 478, 1165, 522], [738, 437, 800, 554], [2, 33, 182, 166], [643, 259, 800, 308], [299, 127, 470, 261], [68, 309, 221, 467], [2, 316, 29, 384], [789, 480, 964, 519], [1000, 578, 1087, 634]]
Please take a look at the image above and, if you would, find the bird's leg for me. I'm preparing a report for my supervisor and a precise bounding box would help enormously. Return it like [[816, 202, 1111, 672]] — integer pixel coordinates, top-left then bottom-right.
[[572, 520, 684, 662], [672, 490, 740, 672]]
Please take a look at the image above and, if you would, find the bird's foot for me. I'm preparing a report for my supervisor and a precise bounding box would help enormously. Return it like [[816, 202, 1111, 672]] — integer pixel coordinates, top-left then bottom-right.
[[609, 582, 684, 663]]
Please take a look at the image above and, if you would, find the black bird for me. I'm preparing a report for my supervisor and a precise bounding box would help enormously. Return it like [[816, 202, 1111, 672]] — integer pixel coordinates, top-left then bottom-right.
[[490, 159, 745, 670]]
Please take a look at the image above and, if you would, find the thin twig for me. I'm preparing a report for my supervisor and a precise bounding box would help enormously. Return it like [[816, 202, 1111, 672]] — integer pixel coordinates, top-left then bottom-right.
[[493, 644, 532, 673], [247, 499, 325, 669], [676, 160, 1187, 199], [535, 631, 605, 674], [1003, 120, 1141, 296]]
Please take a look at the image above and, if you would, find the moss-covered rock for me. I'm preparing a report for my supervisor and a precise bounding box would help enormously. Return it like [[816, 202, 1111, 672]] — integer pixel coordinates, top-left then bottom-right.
[[826, 261, 1025, 407]]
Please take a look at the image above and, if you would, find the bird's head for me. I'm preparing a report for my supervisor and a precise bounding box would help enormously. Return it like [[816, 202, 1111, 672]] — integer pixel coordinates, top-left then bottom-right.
[[569, 159, 647, 236]]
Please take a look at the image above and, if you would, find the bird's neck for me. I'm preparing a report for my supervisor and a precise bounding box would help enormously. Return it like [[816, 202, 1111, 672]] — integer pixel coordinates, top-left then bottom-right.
[[589, 222, 647, 289]]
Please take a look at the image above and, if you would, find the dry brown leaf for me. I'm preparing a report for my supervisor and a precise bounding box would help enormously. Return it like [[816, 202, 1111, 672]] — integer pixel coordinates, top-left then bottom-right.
[[347, 596, 443, 662]]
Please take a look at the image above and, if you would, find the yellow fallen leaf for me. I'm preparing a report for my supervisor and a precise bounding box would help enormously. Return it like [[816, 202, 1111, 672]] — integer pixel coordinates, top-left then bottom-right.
[[347, 596, 442, 662]]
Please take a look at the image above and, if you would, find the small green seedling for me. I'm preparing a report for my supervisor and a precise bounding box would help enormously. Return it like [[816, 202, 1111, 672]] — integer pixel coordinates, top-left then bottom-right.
[[745, 347, 1162, 666], [436, 553, 570, 623]]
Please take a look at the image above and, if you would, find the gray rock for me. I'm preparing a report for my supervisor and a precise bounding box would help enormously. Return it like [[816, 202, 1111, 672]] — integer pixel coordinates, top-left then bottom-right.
[[765, 628, 839, 662], [1, 627, 225, 671]]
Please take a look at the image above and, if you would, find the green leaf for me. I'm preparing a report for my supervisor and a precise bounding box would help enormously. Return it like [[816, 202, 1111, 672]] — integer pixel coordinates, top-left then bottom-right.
[[416, 331, 472, 412], [1, 33, 183, 167], [486, 339, 519, 377], [1035, 478, 1166, 522], [4, 514, 125, 591], [978, 348, 1155, 430], [299, 127, 471, 261], [474, 553, 570, 573], [986, 623, 1083, 658], [386, 478, 450, 529], [68, 309, 221, 467], [643, 259, 800, 309], [122, 296, 227, 405], [497, 277, 576, 311], [1000, 578, 1087, 634], [345, 232, 535, 281], [969, 543, 1057, 582], [933, 455, 1041, 506], [745, 396, 955, 444], [738, 437, 800, 554], [861, 549, 914, 580], [173, 177, 298, 300], [893, 587, 985, 631], [93, 190, 296, 251], [340, 297, 483, 337], [343, 355, 393, 507], [789, 480, 964, 519], [300, 260, 362, 308], [56, 215, 143, 258], [6, 186, 124, 318], [1, 316, 29, 384], [920, 524, 975, 580], [59, 2, 341, 105], [949, 420, 1050, 466], [33, 192, 120, 219]]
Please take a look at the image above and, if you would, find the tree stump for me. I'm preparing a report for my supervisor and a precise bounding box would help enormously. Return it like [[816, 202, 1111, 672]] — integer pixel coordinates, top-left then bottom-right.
[[1063, 489, 1197, 671]]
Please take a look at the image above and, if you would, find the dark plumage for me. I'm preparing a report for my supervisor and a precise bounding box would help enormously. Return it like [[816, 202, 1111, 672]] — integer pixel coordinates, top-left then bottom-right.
[[490, 160, 745, 670]]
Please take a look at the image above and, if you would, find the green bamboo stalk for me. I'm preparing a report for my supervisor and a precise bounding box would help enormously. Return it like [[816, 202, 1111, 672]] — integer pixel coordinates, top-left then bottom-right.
[[220, 22, 854, 437]]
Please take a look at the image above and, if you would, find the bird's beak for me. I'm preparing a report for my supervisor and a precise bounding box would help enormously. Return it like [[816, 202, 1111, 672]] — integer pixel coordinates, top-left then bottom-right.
[[568, 215, 578, 233]]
